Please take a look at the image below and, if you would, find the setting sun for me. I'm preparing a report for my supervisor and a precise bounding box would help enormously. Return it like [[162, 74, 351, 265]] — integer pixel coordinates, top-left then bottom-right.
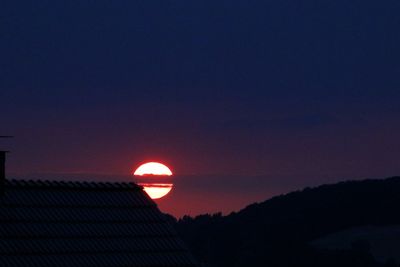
[[133, 162, 173, 199], [133, 162, 173, 176]]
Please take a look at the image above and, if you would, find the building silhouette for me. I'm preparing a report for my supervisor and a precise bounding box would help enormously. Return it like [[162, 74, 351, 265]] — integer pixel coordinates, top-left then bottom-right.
[[0, 144, 197, 267]]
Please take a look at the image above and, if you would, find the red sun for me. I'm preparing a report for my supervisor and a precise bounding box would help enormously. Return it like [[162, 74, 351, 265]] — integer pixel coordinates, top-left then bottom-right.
[[133, 162, 173, 199]]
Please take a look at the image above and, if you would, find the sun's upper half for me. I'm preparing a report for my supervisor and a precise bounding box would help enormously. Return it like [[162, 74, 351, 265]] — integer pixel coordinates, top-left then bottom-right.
[[133, 162, 173, 176]]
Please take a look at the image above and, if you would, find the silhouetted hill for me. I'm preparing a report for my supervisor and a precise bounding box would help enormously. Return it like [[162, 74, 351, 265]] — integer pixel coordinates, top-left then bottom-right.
[[173, 176, 400, 267]]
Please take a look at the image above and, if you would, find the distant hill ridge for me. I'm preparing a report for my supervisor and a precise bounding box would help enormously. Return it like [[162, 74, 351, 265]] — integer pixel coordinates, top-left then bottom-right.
[[174, 176, 400, 267]]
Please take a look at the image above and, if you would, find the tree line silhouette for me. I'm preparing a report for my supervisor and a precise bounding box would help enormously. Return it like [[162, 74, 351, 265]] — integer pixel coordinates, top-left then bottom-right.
[[166, 176, 400, 267]]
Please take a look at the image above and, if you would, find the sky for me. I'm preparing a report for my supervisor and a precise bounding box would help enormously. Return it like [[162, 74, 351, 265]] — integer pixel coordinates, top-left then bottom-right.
[[1, 0, 400, 217]]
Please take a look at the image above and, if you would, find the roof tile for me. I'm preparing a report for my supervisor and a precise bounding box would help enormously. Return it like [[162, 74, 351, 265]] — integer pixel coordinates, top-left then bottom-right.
[[0, 179, 197, 267]]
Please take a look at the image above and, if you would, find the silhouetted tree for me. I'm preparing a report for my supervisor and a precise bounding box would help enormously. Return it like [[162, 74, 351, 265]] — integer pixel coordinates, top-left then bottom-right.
[[173, 176, 400, 267]]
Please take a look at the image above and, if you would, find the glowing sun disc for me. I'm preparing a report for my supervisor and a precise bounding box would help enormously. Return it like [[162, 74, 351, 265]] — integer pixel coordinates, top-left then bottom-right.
[[140, 183, 173, 199], [133, 162, 173, 199], [134, 162, 172, 176]]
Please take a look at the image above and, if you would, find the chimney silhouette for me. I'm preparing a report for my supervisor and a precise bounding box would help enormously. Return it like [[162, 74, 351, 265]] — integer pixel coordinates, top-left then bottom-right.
[[0, 136, 12, 194], [0, 151, 6, 194]]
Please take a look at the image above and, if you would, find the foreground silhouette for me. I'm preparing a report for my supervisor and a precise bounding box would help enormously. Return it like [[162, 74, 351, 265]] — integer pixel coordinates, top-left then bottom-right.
[[169, 176, 400, 267], [0, 180, 198, 267]]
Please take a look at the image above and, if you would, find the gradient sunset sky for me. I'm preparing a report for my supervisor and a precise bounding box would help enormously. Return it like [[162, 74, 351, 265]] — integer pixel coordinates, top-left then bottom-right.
[[2, 0, 400, 217]]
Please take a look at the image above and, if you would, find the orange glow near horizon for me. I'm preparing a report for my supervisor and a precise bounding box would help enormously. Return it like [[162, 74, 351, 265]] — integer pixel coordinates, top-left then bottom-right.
[[133, 162, 173, 199]]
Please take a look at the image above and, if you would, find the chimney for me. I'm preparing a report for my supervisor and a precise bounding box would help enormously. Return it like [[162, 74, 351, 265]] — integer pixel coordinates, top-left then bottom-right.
[[0, 151, 6, 194], [0, 136, 12, 194]]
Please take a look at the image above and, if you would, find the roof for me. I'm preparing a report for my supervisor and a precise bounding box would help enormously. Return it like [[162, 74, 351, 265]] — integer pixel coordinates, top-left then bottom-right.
[[0, 179, 198, 267]]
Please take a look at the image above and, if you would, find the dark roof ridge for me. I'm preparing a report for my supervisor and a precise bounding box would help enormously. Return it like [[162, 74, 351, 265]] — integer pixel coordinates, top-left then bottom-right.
[[4, 179, 142, 191]]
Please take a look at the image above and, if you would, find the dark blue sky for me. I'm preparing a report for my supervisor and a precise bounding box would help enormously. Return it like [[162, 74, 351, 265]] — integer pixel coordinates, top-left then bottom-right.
[[1, 0, 400, 216]]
